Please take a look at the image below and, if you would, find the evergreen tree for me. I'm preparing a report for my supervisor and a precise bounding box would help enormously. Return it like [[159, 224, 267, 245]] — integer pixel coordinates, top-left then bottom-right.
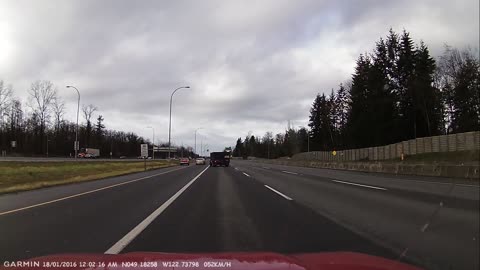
[[309, 93, 333, 150], [335, 83, 350, 149], [412, 41, 443, 136], [346, 54, 372, 148], [369, 38, 396, 146], [397, 30, 417, 139], [233, 138, 244, 157], [308, 93, 322, 151]]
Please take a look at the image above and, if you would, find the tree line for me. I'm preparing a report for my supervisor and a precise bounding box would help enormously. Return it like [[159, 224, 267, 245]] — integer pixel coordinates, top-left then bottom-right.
[[233, 29, 479, 159], [0, 80, 194, 158]]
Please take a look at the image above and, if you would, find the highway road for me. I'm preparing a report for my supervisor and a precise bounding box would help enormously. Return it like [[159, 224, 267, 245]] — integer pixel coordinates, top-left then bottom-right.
[[0, 160, 478, 270]]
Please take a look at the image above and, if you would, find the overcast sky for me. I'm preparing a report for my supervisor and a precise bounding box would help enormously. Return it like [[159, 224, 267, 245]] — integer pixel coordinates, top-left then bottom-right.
[[0, 0, 478, 152]]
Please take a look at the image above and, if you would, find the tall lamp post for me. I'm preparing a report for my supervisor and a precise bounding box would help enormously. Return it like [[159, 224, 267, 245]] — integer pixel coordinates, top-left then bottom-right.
[[46, 133, 50, 158], [194, 127, 203, 157], [203, 144, 209, 157], [146, 126, 155, 160], [66, 85, 80, 159], [299, 126, 311, 152], [168, 86, 190, 158]]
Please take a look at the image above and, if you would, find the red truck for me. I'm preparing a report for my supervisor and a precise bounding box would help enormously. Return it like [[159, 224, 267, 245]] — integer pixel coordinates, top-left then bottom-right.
[[78, 148, 100, 158]]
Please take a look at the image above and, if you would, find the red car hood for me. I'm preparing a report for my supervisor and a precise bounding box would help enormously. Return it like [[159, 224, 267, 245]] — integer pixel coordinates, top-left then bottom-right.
[[1, 252, 422, 270]]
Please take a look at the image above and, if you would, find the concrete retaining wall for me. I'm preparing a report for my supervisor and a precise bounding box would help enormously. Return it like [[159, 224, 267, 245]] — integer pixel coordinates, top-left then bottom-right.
[[293, 131, 480, 162]]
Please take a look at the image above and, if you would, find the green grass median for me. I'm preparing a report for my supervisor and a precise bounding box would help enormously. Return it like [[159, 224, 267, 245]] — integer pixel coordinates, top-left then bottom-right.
[[0, 160, 176, 194]]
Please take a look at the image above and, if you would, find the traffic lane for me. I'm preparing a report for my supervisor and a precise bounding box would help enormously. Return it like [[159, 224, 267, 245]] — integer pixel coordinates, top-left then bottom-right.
[[237, 163, 479, 270], [241, 159, 480, 188], [0, 164, 206, 261], [123, 166, 397, 261], [0, 165, 183, 213], [236, 160, 479, 201], [237, 164, 478, 211]]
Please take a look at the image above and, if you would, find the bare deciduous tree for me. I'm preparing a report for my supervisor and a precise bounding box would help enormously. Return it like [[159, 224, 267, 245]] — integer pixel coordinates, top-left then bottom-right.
[[0, 80, 13, 129], [82, 104, 97, 124], [52, 97, 65, 131], [27, 80, 57, 153], [8, 99, 23, 132], [28, 80, 57, 131], [82, 104, 98, 147]]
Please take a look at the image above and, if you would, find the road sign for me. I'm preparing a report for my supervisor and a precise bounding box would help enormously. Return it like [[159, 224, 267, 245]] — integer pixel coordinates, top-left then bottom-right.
[[141, 144, 148, 157], [74, 141, 79, 151]]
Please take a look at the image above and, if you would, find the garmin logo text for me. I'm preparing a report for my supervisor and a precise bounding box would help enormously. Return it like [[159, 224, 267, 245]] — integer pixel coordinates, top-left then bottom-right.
[[3, 261, 40, 267]]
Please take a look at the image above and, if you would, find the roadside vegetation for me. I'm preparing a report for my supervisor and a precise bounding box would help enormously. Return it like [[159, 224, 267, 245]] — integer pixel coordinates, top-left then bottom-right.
[[0, 160, 176, 194], [233, 28, 479, 159]]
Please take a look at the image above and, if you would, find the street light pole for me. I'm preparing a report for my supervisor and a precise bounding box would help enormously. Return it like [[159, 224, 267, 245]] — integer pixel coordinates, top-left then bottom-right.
[[168, 86, 190, 159], [308, 132, 310, 152], [194, 127, 203, 157], [299, 125, 311, 153], [267, 140, 270, 159], [46, 133, 49, 158], [66, 85, 80, 160], [204, 144, 209, 157], [147, 126, 155, 160]]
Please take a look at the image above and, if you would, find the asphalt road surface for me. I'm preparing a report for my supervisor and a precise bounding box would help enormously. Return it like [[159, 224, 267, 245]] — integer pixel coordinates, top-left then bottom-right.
[[0, 160, 478, 270]]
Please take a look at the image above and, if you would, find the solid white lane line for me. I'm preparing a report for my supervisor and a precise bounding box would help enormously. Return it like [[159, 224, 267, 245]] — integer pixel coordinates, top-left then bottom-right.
[[281, 170, 298, 175], [243, 172, 251, 177], [332, 180, 387, 191], [264, 185, 293, 201], [105, 165, 210, 254], [0, 166, 185, 217]]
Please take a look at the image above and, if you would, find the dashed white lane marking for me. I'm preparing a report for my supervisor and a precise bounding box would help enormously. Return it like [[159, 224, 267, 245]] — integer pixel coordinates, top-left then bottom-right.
[[264, 185, 293, 201], [332, 180, 387, 190], [0, 166, 185, 217], [281, 170, 299, 175], [243, 172, 251, 177], [105, 166, 210, 254]]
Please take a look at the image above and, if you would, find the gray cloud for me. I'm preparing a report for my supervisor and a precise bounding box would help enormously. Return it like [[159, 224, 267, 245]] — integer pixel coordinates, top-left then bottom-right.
[[0, 0, 478, 152]]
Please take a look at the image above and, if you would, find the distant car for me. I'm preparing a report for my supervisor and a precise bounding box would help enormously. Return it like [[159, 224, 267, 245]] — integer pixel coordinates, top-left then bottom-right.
[[195, 158, 206, 165], [179, 158, 190, 166]]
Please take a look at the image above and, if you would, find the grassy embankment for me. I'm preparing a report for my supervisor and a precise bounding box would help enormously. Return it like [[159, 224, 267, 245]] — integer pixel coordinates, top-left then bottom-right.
[[0, 160, 176, 194]]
